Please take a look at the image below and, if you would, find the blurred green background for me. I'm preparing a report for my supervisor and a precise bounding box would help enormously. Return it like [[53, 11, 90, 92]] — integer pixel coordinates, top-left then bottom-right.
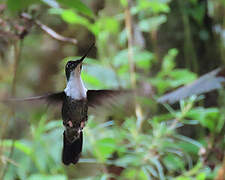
[[0, 0, 225, 179]]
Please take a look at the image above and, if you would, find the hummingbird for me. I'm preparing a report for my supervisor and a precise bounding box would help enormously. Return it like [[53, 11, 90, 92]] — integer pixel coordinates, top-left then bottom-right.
[[5, 43, 225, 165], [6, 43, 125, 165]]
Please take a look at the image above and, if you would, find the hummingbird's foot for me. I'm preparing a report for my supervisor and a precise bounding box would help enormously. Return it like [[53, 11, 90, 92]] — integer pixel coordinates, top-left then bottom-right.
[[80, 121, 85, 129], [68, 121, 73, 127]]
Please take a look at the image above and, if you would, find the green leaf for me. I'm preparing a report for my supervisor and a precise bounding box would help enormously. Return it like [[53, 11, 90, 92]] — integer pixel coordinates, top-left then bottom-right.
[[175, 135, 202, 148], [96, 17, 120, 34], [145, 165, 158, 177], [122, 168, 137, 179], [162, 48, 178, 72], [115, 154, 143, 167], [150, 158, 165, 180], [113, 49, 128, 67], [176, 177, 191, 180], [114, 48, 154, 70], [1, 140, 32, 156], [169, 69, 197, 87], [138, 0, 170, 13], [28, 174, 67, 180], [122, 168, 148, 180], [139, 15, 167, 32], [138, 168, 149, 180], [186, 107, 220, 131], [44, 120, 62, 131], [150, 78, 172, 94], [61, 9, 90, 26], [120, 0, 128, 7], [134, 51, 154, 70], [83, 64, 120, 88], [41, 0, 60, 8], [81, 72, 102, 88], [197, 172, 206, 180], [94, 138, 117, 162], [189, 4, 205, 25], [56, 0, 94, 17], [163, 154, 185, 171], [152, 113, 174, 123], [7, 0, 38, 12], [48, 7, 63, 15]]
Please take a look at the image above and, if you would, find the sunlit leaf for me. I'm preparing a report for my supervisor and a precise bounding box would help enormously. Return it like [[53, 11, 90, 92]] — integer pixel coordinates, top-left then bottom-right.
[[81, 71, 102, 88], [94, 138, 117, 161], [41, 0, 60, 8], [114, 48, 154, 70], [163, 154, 185, 171], [122, 168, 149, 180], [196, 172, 206, 180], [28, 174, 67, 180], [138, 0, 170, 13], [83, 64, 120, 88], [169, 69, 197, 87], [61, 9, 90, 26], [135, 51, 154, 70], [1, 140, 32, 156], [56, 0, 94, 17], [120, 0, 128, 7], [96, 17, 120, 34], [186, 107, 220, 131], [162, 48, 178, 72]]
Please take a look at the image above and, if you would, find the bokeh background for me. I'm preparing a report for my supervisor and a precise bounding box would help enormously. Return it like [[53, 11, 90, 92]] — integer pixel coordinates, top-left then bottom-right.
[[0, 0, 225, 179]]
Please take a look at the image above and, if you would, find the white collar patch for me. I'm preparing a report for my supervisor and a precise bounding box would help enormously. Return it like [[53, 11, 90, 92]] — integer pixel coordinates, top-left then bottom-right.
[[64, 72, 87, 100]]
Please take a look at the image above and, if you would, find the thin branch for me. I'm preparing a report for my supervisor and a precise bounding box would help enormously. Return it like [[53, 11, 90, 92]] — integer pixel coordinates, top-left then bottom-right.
[[0, 39, 23, 179], [169, 102, 193, 130], [125, 0, 143, 132], [0, 40, 22, 179], [11, 41, 23, 95], [0, 141, 16, 179], [21, 13, 77, 44], [1, 155, 20, 167]]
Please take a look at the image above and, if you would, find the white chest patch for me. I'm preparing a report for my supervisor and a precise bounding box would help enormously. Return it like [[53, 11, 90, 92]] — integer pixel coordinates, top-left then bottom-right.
[[64, 72, 87, 100]]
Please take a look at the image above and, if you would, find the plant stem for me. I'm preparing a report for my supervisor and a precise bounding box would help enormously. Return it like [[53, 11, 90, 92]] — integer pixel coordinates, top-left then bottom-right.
[[125, 0, 143, 132], [0, 40, 22, 179]]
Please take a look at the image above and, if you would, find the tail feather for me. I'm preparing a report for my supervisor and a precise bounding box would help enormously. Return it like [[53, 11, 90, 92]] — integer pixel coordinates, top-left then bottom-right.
[[62, 131, 83, 165]]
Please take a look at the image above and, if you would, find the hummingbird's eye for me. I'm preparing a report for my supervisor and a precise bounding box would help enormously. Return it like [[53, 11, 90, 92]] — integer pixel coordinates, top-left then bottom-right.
[[66, 61, 72, 69]]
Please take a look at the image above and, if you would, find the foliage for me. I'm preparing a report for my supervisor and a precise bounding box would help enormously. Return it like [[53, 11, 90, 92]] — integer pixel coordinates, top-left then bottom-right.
[[0, 0, 225, 179]]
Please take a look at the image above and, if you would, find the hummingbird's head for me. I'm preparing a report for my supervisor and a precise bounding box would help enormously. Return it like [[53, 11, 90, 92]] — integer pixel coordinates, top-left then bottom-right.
[[65, 60, 83, 81], [65, 43, 95, 81]]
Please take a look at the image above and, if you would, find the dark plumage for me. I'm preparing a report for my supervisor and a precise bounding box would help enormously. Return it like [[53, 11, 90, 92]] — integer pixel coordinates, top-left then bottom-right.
[[61, 96, 88, 165], [62, 97, 88, 142], [3, 43, 127, 165], [62, 131, 83, 165]]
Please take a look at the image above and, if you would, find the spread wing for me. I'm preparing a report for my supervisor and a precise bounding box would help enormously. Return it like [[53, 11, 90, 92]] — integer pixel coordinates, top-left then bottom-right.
[[3, 92, 65, 105], [157, 68, 225, 104], [87, 90, 130, 107]]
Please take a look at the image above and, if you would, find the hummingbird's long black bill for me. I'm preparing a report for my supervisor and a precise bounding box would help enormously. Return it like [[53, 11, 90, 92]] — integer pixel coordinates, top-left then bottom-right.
[[79, 43, 95, 62]]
